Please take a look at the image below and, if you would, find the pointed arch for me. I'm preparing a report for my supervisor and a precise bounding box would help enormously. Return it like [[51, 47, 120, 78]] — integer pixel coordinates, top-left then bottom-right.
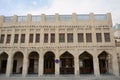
[[79, 51, 93, 74], [60, 51, 74, 58], [79, 51, 93, 59], [60, 51, 74, 74], [59, 50, 74, 57], [98, 51, 112, 74]]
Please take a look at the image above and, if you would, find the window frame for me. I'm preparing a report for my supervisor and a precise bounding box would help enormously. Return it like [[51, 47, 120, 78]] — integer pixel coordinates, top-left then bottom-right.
[[14, 34, 19, 43], [50, 33, 55, 43], [78, 33, 84, 42], [35, 33, 40, 43], [104, 33, 110, 42], [6, 34, 11, 43], [86, 33, 92, 42], [44, 33, 49, 43], [59, 33, 65, 43], [29, 34, 34, 43], [96, 33, 102, 42], [67, 33, 73, 43], [0, 34, 5, 43], [21, 34, 25, 43]]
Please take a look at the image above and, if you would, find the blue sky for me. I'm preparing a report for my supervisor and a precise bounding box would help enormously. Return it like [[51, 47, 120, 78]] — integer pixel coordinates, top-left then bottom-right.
[[0, 0, 120, 24]]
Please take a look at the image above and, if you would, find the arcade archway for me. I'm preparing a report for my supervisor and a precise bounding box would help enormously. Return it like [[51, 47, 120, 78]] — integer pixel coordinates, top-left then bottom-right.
[[98, 51, 112, 74], [12, 52, 23, 74], [60, 51, 74, 74], [44, 51, 55, 74], [0, 52, 8, 74], [79, 51, 93, 74], [28, 51, 39, 74]]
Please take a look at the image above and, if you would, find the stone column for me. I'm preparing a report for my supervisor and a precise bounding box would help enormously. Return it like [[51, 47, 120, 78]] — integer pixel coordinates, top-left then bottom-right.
[[112, 54, 119, 76], [74, 50, 79, 75], [6, 54, 13, 77], [55, 53, 60, 76], [38, 54, 44, 76], [22, 54, 28, 77], [93, 55, 100, 76]]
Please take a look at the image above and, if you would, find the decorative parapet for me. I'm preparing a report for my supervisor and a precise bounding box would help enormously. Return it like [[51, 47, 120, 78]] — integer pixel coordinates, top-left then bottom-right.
[[0, 13, 111, 23]]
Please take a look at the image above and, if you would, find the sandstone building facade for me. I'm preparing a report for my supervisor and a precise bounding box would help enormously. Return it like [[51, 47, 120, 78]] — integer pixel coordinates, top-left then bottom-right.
[[114, 23, 120, 74], [0, 13, 119, 77]]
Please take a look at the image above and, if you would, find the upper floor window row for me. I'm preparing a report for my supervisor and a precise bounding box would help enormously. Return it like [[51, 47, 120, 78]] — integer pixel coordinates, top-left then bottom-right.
[[4, 17, 13, 22], [32, 15, 41, 21], [3, 14, 107, 22], [77, 15, 90, 20], [0, 33, 111, 44], [18, 16, 27, 22], [45, 15, 55, 21], [59, 15, 72, 21], [94, 15, 107, 20]]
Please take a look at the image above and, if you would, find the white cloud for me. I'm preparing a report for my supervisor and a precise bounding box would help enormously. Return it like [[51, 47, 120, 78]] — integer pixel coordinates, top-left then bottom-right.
[[6, 0, 120, 24], [28, 0, 110, 14]]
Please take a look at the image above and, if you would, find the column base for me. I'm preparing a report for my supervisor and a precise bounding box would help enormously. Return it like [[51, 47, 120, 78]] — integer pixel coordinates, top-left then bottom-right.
[[94, 73, 100, 77], [22, 74, 27, 77], [6, 73, 11, 77]]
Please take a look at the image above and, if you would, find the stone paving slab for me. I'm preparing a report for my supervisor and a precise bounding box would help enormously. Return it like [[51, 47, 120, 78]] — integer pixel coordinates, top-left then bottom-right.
[[0, 75, 120, 80]]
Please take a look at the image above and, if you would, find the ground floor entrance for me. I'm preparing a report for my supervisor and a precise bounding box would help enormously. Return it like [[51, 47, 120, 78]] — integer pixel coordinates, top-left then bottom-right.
[[0, 50, 119, 77], [0, 60, 7, 73], [79, 51, 93, 74], [28, 52, 39, 74], [0, 52, 8, 74], [12, 52, 23, 74], [44, 51, 55, 74], [60, 51, 74, 74], [98, 51, 112, 74]]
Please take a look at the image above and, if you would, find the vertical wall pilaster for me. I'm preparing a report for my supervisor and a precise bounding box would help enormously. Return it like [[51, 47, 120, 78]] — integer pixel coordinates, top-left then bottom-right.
[[38, 49, 43, 76], [13, 15, 17, 23], [107, 13, 112, 26], [93, 54, 100, 76], [55, 13, 59, 44], [55, 49, 60, 76], [4, 34, 7, 44], [0, 16, 4, 28], [6, 54, 13, 77], [10, 29, 15, 46], [112, 53, 119, 76], [74, 49, 79, 75], [22, 51, 28, 77]]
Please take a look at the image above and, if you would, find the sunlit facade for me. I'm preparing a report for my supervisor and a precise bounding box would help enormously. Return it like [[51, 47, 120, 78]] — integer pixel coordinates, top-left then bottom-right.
[[114, 23, 120, 74], [0, 13, 119, 77]]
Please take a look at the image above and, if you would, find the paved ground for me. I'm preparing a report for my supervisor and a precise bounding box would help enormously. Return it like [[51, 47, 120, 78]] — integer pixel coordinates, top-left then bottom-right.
[[0, 74, 120, 80]]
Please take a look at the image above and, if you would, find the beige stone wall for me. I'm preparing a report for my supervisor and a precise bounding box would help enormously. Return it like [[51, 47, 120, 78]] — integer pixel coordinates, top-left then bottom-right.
[[116, 47, 120, 74], [0, 13, 119, 76]]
